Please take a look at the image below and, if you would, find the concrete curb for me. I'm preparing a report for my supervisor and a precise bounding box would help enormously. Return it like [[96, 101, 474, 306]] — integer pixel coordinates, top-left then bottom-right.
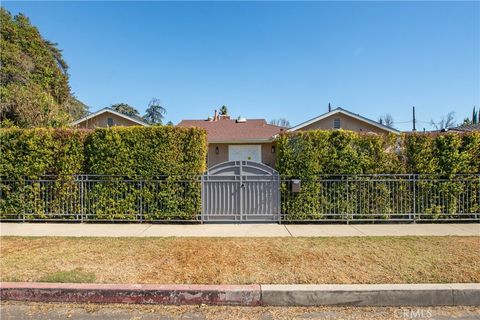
[[1, 282, 478, 307], [0, 283, 261, 306], [261, 284, 480, 306]]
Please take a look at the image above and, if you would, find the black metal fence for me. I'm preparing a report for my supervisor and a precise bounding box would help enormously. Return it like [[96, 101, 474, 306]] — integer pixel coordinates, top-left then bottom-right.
[[280, 174, 480, 222], [0, 175, 202, 222], [1, 174, 479, 223]]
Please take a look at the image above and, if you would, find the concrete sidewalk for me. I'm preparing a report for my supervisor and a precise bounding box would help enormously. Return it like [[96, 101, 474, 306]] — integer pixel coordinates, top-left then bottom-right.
[[0, 223, 478, 237]]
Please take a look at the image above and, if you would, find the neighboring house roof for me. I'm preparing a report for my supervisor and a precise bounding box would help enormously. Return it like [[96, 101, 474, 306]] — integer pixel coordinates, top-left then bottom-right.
[[70, 107, 148, 127], [288, 107, 400, 134], [447, 123, 480, 132], [177, 118, 285, 143]]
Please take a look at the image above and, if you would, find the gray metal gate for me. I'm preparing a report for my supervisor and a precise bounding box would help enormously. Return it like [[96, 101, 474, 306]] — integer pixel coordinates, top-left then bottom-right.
[[202, 161, 281, 222]]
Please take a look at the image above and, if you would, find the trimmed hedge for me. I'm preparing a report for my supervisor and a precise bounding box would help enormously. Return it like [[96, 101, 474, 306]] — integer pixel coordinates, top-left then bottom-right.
[[83, 126, 207, 220], [85, 126, 206, 176], [276, 130, 480, 220], [404, 132, 480, 176], [276, 130, 402, 177], [0, 128, 88, 178], [0, 126, 207, 220], [276, 130, 479, 177]]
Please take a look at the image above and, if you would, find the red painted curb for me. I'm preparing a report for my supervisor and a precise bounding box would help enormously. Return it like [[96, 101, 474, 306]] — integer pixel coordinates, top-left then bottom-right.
[[0, 282, 261, 306]]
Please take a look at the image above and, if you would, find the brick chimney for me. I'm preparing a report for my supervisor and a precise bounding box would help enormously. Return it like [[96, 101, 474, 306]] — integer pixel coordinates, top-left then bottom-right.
[[213, 110, 218, 121]]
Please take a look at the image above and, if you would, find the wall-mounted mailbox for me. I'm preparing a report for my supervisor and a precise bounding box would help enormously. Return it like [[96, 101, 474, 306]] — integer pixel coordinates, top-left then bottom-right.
[[291, 179, 301, 193]]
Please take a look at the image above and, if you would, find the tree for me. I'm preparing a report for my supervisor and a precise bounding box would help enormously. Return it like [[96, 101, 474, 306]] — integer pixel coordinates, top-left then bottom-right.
[[110, 103, 139, 117], [219, 105, 228, 115], [270, 118, 291, 128], [462, 107, 479, 126], [378, 114, 395, 128], [143, 98, 166, 125], [66, 96, 89, 120], [430, 111, 456, 130], [0, 8, 87, 127]]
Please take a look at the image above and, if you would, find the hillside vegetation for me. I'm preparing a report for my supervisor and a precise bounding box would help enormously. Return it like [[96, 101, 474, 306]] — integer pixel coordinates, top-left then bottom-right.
[[0, 8, 87, 127]]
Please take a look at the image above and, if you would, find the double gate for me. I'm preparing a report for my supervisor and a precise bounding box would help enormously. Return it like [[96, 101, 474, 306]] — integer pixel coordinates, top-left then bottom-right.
[[202, 161, 281, 222]]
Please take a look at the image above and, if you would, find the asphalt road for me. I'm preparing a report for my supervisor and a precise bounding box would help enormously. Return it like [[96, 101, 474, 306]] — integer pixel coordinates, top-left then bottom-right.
[[1, 302, 479, 320]]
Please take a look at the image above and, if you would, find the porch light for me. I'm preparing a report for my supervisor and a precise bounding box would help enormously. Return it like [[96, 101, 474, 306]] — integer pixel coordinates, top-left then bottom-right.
[[271, 146, 275, 153], [215, 146, 219, 155]]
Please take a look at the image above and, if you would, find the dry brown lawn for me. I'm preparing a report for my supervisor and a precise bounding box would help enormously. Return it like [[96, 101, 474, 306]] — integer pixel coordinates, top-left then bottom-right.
[[0, 237, 479, 284]]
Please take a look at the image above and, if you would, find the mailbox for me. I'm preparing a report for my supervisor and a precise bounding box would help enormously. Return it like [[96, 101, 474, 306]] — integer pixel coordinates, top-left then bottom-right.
[[291, 179, 301, 193]]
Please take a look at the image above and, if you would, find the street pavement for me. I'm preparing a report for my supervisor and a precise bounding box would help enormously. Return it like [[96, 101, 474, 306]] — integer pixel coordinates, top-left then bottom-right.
[[1, 302, 480, 320]]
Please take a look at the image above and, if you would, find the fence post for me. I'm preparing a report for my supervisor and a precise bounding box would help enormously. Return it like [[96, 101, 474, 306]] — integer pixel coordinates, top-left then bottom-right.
[[346, 177, 350, 224], [277, 176, 281, 225], [200, 175, 204, 224], [79, 175, 84, 223], [139, 180, 143, 223], [477, 175, 479, 222], [22, 176, 26, 222], [412, 174, 416, 223]]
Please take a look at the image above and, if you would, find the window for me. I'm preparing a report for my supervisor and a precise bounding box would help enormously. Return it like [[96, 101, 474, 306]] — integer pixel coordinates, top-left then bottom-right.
[[228, 145, 262, 162], [107, 118, 114, 127], [333, 118, 341, 129]]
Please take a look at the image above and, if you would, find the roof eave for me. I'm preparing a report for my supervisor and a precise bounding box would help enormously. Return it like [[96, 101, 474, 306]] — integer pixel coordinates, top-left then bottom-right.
[[288, 108, 400, 134], [208, 138, 275, 144], [70, 108, 149, 127]]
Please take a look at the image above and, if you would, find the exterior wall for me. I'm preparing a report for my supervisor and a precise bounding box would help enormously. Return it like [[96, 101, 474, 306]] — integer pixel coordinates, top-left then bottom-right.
[[300, 113, 390, 134], [74, 113, 141, 129], [207, 142, 277, 168]]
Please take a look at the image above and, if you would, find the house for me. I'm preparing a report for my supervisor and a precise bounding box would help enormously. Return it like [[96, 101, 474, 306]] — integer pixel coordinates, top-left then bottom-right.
[[177, 111, 285, 168], [289, 107, 400, 134], [70, 108, 148, 128]]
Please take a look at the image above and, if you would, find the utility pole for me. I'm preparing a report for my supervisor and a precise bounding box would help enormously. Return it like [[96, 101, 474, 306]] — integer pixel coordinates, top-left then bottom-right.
[[412, 106, 416, 132]]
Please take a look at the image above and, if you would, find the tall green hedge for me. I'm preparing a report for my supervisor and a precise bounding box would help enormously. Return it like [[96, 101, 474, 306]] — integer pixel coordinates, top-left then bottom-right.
[[404, 132, 480, 176], [83, 126, 207, 220], [276, 130, 402, 177], [0, 128, 88, 178], [85, 126, 206, 176], [0, 126, 207, 221], [276, 130, 479, 220]]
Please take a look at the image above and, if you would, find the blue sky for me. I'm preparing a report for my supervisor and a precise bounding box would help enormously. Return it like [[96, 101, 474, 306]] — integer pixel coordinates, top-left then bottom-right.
[[2, 1, 479, 130]]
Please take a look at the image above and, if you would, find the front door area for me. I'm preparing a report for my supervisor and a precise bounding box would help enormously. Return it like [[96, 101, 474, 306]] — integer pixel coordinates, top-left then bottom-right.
[[228, 145, 262, 162]]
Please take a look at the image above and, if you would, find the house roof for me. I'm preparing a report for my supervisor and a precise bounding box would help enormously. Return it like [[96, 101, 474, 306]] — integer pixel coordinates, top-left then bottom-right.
[[447, 123, 480, 132], [177, 118, 285, 143], [70, 107, 149, 127], [288, 107, 400, 134]]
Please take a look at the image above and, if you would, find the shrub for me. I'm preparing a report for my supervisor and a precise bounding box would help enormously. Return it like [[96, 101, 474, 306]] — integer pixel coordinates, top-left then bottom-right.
[[0, 128, 87, 219], [84, 126, 206, 176], [0, 126, 207, 220], [276, 130, 479, 220]]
